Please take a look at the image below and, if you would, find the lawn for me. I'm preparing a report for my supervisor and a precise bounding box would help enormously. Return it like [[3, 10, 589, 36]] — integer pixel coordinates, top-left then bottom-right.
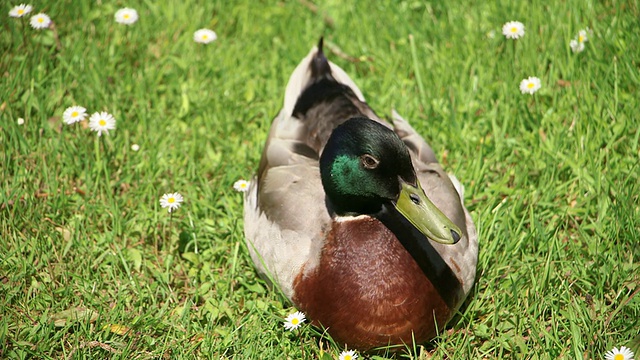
[[1, 0, 639, 359]]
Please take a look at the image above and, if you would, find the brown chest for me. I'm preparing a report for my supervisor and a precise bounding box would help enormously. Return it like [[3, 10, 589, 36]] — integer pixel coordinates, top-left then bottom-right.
[[292, 217, 452, 350]]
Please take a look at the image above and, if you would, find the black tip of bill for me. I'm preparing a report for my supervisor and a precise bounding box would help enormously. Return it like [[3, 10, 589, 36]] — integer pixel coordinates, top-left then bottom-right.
[[450, 229, 461, 244]]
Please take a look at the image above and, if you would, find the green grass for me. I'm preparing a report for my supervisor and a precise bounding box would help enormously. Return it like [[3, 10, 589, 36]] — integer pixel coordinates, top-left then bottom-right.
[[1, 0, 639, 358]]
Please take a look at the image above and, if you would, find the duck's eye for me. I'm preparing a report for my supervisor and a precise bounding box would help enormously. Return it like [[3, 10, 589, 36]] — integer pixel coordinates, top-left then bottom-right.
[[409, 193, 420, 205], [360, 154, 380, 169]]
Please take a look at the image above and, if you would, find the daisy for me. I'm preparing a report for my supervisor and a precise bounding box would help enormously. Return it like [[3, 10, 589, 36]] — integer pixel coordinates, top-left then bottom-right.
[[159, 192, 184, 213], [502, 21, 525, 39], [9, 4, 32, 18], [233, 179, 250, 192], [339, 350, 359, 360], [605, 346, 635, 360], [577, 29, 589, 43], [115, 8, 138, 25], [63, 106, 87, 125], [570, 39, 585, 53], [283, 311, 306, 331], [193, 29, 217, 44], [17, 118, 25, 125], [519, 76, 541, 95], [88, 111, 116, 136], [131, 144, 140, 151], [570, 29, 589, 53], [29, 13, 51, 29]]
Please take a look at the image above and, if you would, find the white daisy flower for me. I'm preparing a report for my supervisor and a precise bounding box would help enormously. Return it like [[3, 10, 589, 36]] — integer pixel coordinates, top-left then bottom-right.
[[604, 346, 635, 360], [9, 4, 32, 18], [131, 144, 140, 151], [233, 179, 250, 193], [29, 13, 51, 29], [570, 29, 590, 53], [283, 311, 306, 331], [502, 21, 525, 39], [115, 8, 138, 25], [62, 106, 87, 125], [17, 118, 25, 125], [339, 350, 359, 360], [577, 29, 588, 43], [88, 111, 116, 136], [193, 29, 217, 44], [570, 39, 585, 53], [159, 192, 184, 213], [519, 76, 541, 95]]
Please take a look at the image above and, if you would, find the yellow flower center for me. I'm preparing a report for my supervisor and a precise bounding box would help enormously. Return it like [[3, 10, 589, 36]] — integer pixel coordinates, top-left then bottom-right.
[[511, 27, 518, 33], [99, 119, 107, 126], [202, 35, 208, 40], [168, 198, 175, 203], [18, 9, 24, 14], [124, 14, 130, 19], [527, 82, 535, 89], [291, 318, 299, 325], [578, 35, 585, 42], [614, 355, 624, 360], [71, 111, 79, 117], [37, 17, 44, 23], [344, 356, 352, 360]]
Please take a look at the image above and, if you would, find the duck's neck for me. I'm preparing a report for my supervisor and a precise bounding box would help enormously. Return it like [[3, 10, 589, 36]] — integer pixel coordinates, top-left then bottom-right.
[[377, 205, 463, 309]]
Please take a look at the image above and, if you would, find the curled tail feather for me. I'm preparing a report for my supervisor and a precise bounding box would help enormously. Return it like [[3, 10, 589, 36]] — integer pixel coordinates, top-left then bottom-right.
[[283, 38, 366, 118]]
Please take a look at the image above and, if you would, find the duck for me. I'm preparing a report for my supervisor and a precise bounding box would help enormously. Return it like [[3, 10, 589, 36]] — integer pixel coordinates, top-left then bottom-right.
[[243, 38, 478, 351]]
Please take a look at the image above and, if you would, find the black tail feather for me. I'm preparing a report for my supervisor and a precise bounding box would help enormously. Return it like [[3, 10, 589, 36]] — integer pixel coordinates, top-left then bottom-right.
[[310, 37, 333, 80]]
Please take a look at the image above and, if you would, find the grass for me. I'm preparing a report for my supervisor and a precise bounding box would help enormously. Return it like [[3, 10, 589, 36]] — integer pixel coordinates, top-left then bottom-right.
[[1, 0, 639, 358]]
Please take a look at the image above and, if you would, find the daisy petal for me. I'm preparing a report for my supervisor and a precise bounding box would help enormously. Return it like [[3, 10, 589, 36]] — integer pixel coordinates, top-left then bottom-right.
[[115, 8, 138, 25], [519, 76, 541, 95], [233, 179, 250, 193], [88, 111, 116, 136], [63, 106, 88, 125], [194, 29, 217, 44], [502, 21, 525, 39], [29, 13, 51, 29], [604, 346, 635, 360], [9, 4, 33, 18], [283, 311, 306, 331], [160, 192, 184, 213], [339, 350, 359, 360]]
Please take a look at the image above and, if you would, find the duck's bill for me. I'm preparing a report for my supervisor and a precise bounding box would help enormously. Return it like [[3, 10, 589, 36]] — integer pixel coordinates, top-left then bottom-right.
[[394, 180, 462, 245]]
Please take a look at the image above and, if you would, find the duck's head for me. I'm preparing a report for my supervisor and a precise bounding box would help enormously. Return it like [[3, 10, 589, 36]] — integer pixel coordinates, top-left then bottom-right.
[[320, 117, 461, 245]]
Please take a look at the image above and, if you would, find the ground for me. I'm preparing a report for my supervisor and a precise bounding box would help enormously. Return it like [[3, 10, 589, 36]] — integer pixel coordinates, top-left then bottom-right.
[[1, 0, 639, 358]]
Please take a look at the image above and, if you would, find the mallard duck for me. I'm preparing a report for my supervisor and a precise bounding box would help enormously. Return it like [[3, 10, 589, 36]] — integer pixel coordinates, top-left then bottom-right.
[[244, 39, 478, 351]]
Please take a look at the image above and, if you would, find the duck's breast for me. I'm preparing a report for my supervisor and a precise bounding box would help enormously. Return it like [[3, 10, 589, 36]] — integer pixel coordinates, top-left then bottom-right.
[[292, 216, 451, 350]]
